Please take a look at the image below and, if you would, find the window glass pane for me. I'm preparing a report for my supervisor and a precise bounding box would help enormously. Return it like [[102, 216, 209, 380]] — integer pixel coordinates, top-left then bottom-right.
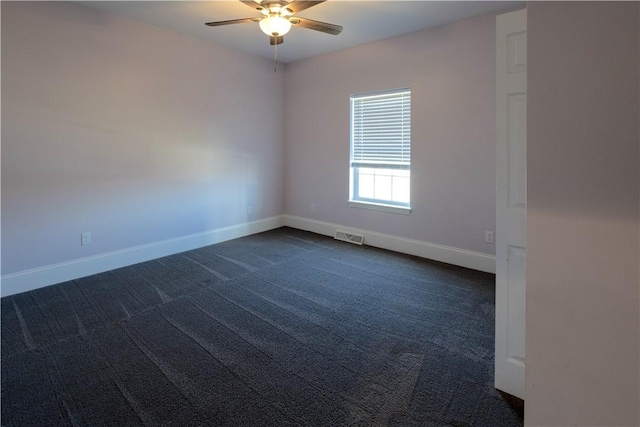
[[374, 174, 392, 201], [358, 172, 374, 199], [359, 167, 376, 175], [392, 175, 410, 203]]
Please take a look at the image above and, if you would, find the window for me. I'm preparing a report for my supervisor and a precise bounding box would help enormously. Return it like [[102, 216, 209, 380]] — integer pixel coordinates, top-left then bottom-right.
[[350, 88, 411, 213]]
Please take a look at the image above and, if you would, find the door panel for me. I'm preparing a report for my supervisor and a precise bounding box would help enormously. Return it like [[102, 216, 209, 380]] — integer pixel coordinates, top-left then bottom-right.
[[508, 94, 527, 212], [506, 245, 526, 366]]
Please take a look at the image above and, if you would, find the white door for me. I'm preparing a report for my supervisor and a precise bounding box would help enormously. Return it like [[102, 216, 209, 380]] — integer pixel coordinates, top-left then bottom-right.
[[495, 8, 527, 400]]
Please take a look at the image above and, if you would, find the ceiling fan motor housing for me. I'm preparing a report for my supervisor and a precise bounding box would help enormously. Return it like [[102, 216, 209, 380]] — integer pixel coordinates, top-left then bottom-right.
[[258, 1, 294, 16]]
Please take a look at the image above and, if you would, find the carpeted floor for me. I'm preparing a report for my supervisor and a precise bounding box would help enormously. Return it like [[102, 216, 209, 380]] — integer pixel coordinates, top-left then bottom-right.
[[1, 227, 523, 426]]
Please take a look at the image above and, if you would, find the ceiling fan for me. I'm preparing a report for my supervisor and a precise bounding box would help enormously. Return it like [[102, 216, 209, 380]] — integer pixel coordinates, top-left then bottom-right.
[[205, 0, 343, 46]]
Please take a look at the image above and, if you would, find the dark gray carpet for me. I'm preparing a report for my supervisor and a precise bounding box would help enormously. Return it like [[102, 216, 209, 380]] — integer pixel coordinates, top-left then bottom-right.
[[1, 227, 523, 426]]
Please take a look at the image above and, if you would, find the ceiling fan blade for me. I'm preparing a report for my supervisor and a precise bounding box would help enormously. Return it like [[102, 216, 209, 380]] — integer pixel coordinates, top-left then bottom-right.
[[270, 35, 284, 45], [239, 0, 267, 13], [285, 1, 326, 14], [205, 17, 260, 27], [290, 17, 342, 35]]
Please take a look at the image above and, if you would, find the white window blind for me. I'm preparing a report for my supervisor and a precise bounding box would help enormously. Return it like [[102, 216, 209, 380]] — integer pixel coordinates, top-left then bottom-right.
[[351, 89, 411, 169]]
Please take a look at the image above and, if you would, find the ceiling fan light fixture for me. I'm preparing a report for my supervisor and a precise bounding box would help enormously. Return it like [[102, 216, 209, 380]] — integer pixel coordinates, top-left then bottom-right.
[[259, 15, 292, 36]]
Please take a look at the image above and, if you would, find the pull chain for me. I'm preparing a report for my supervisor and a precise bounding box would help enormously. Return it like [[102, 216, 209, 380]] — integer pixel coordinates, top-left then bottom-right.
[[274, 42, 278, 72]]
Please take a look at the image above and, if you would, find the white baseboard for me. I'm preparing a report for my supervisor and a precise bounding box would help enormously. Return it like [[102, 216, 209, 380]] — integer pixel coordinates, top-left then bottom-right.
[[283, 215, 496, 274], [0, 215, 285, 297], [1, 214, 495, 297]]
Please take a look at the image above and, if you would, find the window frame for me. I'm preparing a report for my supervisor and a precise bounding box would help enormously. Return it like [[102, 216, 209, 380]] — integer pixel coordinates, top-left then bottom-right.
[[349, 88, 412, 214]]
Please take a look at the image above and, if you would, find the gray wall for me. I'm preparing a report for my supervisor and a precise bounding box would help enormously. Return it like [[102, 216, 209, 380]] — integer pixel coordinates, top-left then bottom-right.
[[1, 2, 285, 276], [283, 13, 498, 255], [526, 2, 640, 425]]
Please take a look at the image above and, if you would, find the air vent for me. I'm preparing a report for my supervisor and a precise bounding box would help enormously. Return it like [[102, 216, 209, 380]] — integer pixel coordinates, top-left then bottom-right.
[[334, 229, 364, 245]]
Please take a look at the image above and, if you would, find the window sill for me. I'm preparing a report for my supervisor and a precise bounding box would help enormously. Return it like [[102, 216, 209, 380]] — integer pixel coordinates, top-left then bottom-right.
[[348, 201, 412, 215]]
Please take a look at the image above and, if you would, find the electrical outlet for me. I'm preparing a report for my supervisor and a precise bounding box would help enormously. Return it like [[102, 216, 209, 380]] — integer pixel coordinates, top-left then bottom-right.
[[310, 203, 316, 212], [81, 232, 91, 246], [247, 205, 253, 216], [485, 231, 494, 244]]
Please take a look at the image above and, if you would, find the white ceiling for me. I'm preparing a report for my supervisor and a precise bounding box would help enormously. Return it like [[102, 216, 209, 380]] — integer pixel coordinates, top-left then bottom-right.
[[76, 1, 523, 63]]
